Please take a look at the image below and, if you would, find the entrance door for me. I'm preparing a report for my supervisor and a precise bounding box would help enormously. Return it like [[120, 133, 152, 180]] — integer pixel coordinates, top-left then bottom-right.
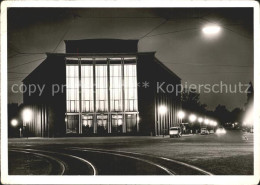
[[111, 115, 123, 133], [82, 115, 93, 135], [126, 114, 137, 133], [97, 115, 108, 135], [66, 115, 79, 134]]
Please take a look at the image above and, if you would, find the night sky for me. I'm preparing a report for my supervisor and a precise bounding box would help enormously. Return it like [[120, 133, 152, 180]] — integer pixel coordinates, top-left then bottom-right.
[[7, 8, 253, 110]]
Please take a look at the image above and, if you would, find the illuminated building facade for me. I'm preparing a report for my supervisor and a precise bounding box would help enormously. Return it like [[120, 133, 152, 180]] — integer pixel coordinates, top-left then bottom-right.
[[23, 39, 181, 137]]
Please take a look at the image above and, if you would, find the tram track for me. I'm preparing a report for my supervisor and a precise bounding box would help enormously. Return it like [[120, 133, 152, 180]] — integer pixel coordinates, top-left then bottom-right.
[[9, 146, 213, 175], [67, 147, 213, 175], [9, 148, 97, 175]]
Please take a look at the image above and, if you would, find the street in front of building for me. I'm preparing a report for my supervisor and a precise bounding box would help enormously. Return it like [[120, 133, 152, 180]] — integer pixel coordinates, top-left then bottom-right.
[[8, 130, 253, 175]]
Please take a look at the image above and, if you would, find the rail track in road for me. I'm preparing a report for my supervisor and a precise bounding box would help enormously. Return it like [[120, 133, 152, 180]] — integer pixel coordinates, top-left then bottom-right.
[[9, 147, 213, 175], [67, 147, 213, 175], [9, 149, 66, 175], [9, 148, 96, 175]]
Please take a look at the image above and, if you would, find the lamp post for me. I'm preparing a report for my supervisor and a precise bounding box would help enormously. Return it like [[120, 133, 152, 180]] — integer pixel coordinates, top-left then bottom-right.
[[10, 119, 19, 137], [189, 114, 197, 134], [158, 105, 167, 137], [177, 111, 185, 124], [22, 108, 32, 138], [19, 128, 22, 138]]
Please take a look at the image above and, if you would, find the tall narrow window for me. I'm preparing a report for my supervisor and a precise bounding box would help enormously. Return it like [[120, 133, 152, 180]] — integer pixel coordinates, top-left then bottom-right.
[[81, 65, 94, 112], [124, 64, 138, 111], [66, 65, 79, 112], [110, 64, 123, 111], [95, 65, 108, 112]]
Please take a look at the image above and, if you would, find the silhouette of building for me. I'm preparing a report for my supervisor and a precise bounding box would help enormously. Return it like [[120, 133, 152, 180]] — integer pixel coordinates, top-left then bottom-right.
[[23, 39, 181, 137]]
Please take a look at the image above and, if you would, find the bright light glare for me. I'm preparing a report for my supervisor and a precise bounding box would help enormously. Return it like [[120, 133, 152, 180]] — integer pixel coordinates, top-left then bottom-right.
[[216, 128, 226, 135], [11, 119, 18, 127], [177, 111, 185, 119], [210, 120, 215, 126], [189, 114, 197, 122], [22, 108, 33, 122], [243, 103, 253, 126], [198, 117, 203, 123], [158, 105, 167, 115], [118, 119, 122, 125], [204, 119, 209, 125], [202, 25, 221, 35]]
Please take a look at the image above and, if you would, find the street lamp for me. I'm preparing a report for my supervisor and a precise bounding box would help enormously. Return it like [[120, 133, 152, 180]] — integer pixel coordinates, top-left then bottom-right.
[[22, 108, 33, 122], [202, 24, 221, 35], [189, 114, 197, 123], [158, 105, 167, 115], [158, 105, 167, 137], [11, 119, 18, 127], [204, 119, 209, 125], [22, 108, 32, 138], [177, 111, 185, 120], [198, 117, 203, 123]]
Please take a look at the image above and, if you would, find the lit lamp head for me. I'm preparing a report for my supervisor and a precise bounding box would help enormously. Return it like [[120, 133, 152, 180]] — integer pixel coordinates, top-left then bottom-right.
[[202, 24, 221, 36], [137, 116, 140, 122], [22, 108, 33, 123], [11, 119, 18, 127], [204, 119, 209, 125], [189, 114, 197, 123], [209, 120, 215, 126], [198, 117, 203, 123], [177, 111, 185, 119], [158, 105, 167, 115]]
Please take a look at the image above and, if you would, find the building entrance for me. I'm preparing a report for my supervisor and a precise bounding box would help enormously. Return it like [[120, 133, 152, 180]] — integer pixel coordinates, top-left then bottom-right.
[[97, 114, 108, 135], [111, 114, 123, 133], [82, 115, 93, 135], [66, 115, 79, 134]]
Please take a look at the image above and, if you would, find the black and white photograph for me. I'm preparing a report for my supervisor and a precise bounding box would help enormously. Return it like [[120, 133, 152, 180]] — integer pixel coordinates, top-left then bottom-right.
[[1, 0, 259, 184]]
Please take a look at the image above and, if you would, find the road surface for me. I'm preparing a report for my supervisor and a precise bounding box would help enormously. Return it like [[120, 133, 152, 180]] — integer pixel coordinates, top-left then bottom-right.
[[8, 130, 253, 175]]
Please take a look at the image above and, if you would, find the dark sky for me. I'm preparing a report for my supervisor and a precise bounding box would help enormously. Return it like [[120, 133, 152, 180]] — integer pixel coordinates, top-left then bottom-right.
[[7, 8, 253, 110]]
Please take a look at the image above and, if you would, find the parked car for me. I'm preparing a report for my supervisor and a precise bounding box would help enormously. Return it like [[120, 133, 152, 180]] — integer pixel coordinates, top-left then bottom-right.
[[209, 129, 214, 134], [200, 128, 209, 135], [169, 127, 182, 138]]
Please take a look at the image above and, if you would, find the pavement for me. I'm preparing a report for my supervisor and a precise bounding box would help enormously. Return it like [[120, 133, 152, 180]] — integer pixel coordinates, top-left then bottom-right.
[[8, 130, 254, 175]]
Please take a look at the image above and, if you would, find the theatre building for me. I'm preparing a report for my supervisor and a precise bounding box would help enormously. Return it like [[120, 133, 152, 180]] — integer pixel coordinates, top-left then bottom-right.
[[22, 39, 181, 137]]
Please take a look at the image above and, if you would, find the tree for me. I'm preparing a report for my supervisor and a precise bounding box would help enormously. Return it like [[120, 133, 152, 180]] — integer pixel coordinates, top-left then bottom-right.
[[213, 105, 231, 125], [181, 88, 207, 114]]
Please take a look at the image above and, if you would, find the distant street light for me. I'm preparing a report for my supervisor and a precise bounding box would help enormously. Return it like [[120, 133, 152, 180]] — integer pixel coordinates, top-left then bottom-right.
[[22, 108, 33, 123], [158, 105, 167, 137], [158, 105, 167, 115], [11, 119, 18, 127], [177, 111, 185, 119], [137, 116, 140, 123], [189, 114, 197, 123], [198, 117, 203, 123], [210, 120, 215, 126], [202, 24, 221, 35], [19, 128, 22, 137], [204, 119, 209, 125], [22, 108, 32, 139]]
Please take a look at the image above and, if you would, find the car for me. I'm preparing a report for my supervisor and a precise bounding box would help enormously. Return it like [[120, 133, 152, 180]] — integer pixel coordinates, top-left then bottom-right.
[[216, 127, 226, 134], [169, 127, 182, 138], [200, 128, 209, 135], [209, 129, 214, 134]]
